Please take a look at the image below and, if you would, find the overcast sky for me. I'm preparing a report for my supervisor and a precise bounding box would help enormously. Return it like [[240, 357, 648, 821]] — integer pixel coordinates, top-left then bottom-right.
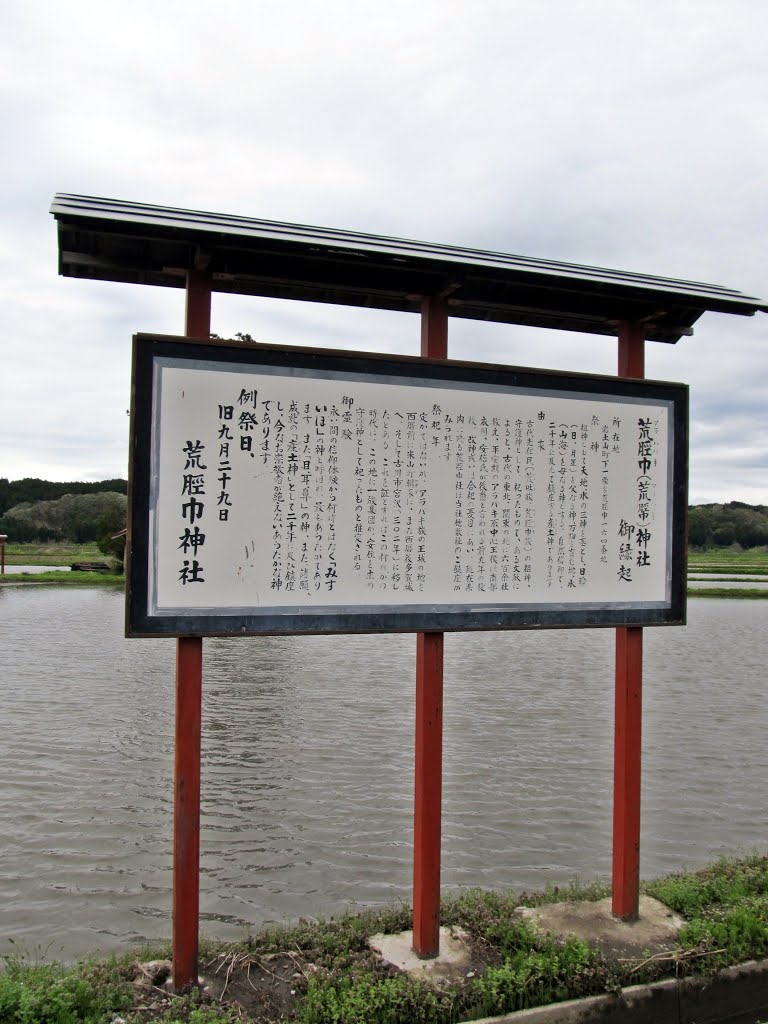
[[1, 0, 767, 503]]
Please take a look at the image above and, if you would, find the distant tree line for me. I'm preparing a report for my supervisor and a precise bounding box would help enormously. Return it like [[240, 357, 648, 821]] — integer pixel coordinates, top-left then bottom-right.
[[688, 501, 768, 549], [0, 478, 128, 542], [0, 477, 127, 517]]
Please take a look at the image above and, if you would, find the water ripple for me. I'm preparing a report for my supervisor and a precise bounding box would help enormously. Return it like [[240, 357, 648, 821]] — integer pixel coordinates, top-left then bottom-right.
[[1, 585, 766, 958]]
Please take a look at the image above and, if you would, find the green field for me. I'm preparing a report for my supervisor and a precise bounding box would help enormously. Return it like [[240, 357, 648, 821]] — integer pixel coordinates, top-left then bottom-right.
[[686, 548, 768, 598], [689, 574, 768, 581], [2, 541, 103, 566], [0, 570, 123, 585], [688, 548, 768, 571], [688, 587, 768, 599], [688, 566, 768, 575], [1, 542, 121, 583], [687, 548, 768, 595]]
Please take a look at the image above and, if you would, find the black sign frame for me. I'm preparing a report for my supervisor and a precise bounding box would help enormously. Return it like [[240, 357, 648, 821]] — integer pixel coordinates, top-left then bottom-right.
[[127, 333, 688, 637]]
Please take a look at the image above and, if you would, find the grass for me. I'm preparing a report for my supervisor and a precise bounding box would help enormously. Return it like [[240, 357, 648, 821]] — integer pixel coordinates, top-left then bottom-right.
[[688, 574, 768, 581], [2, 543, 103, 567], [0, 571, 123, 586], [144, 1001, 238, 1024], [645, 854, 768, 971], [687, 587, 768, 599], [688, 548, 768, 570], [686, 548, 768, 597], [688, 567, 768, 576], [0, 947, 132, 1024], [1, 856, 767, 1024]]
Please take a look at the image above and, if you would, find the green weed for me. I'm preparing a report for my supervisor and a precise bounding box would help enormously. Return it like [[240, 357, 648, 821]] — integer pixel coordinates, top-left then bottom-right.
[[677, 902, 768, 969], [148, 993, 239, 1024], [296, 972, 457, 1024], [519, 878, 612, 907], [471, 935, 611, 1017], [233, 904, 413, 966], [645, 854, 768, 917], [0, 952, 130, 1024]]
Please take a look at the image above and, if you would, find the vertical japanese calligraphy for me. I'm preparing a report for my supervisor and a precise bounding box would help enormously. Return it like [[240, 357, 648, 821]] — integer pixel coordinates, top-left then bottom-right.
[[178, 439, 207, 585]]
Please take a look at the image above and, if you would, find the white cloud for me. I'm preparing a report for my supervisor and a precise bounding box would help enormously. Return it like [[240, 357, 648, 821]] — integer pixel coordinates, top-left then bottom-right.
[[1, 0, 766, 501]]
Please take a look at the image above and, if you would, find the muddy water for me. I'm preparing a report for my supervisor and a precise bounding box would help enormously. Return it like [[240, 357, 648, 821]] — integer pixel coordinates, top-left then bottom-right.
[[1, 585, 765, 959]]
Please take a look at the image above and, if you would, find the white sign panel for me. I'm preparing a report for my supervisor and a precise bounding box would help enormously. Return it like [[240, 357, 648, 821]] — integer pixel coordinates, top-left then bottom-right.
[[128, 337, 687, 635]]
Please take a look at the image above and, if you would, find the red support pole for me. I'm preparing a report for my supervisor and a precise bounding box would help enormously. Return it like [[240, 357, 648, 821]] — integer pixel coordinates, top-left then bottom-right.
[[185, 266, 213, 340], [413, 296, 448, 958], [617, 320, 645, 379], [420, 295, 448, 361], [172, 266, 211, 991], [612, 320, 645, 922], [173, 634, 203, 989]]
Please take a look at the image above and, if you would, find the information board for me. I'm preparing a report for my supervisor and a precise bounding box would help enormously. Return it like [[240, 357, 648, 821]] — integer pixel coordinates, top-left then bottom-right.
[[127, 335, 687, 635]]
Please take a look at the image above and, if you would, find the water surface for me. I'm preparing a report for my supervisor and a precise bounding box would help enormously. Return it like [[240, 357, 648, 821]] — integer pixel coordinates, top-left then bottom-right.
[[1, 587, 765, 959]]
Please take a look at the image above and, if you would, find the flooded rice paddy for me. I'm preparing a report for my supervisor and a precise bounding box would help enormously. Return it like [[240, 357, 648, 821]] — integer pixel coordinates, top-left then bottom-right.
[[0, 585, 766, 959]]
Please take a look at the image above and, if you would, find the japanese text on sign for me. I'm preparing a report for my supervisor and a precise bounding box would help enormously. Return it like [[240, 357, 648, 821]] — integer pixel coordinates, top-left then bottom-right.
[[145, 353, 675, 618]]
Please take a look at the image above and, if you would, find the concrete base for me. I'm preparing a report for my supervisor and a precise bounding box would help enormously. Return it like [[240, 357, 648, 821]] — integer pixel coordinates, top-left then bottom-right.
[[515, 896, 684, 961], [369, 927, 473, 984]]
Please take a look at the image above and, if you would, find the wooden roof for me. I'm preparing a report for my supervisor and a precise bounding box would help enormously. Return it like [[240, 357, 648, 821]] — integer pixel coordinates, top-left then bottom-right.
[[51, 194, 768, 344]]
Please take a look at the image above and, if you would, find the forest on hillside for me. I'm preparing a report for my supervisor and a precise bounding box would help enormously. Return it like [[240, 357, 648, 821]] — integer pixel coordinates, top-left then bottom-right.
[[0, 477, 127, 517], [0, 478, 767, 550], [688, 501, 768, 549], [0, 478, 128, 542]]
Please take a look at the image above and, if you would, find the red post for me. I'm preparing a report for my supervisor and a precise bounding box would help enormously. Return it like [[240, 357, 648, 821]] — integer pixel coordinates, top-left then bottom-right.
[[612, 320, 645, 921], [412, 296, 448, 958], [173, 634, 203, 989], [185, 265, 212, 340], [0, 535, 6, 575], [172, 266, 211, 991], [420, 295, 448, 361], [617, 320, 645, 379]]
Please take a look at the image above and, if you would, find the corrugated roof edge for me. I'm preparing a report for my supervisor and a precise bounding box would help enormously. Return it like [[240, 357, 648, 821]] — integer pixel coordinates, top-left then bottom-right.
[[50, 193, 768, 315]]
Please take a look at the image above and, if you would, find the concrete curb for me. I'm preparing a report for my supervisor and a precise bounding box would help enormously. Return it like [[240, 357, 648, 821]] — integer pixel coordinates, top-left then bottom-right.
[[461, 957, 768, 1024]]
